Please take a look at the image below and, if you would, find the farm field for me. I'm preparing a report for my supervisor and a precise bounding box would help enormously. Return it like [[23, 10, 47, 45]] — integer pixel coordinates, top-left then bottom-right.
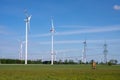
[[0, 64, 120, 80]]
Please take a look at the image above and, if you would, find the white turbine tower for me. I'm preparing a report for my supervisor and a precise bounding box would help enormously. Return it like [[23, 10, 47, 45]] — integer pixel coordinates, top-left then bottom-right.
[[50, 18, 55, 65], [24, 10, 31, 64]]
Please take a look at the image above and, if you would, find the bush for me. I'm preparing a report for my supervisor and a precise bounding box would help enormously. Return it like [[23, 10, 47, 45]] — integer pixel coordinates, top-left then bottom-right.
[[108, 62, 112, 66]]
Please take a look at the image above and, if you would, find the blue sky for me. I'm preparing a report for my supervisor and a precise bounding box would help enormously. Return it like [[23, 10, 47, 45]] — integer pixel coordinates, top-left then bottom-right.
[[0, 0, 120, 63]]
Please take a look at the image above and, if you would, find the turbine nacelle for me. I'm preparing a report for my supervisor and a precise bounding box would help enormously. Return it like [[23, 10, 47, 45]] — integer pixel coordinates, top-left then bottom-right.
[[24, 15, 32, 23], [50, 28, 55, 32]]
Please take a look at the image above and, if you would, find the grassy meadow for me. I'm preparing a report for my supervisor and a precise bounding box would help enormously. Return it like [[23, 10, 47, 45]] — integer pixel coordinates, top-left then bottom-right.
[[0, 64, 120, 80]]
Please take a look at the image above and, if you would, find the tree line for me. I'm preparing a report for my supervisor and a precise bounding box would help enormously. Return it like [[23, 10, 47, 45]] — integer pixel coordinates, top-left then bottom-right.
[[0, 58, 118, 65]]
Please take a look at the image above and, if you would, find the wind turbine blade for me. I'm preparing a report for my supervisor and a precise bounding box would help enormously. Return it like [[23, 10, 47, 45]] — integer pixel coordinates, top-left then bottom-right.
[[51, 19, 54, 29], [24, 9, 28, 17], [28, 15, 32, 21]]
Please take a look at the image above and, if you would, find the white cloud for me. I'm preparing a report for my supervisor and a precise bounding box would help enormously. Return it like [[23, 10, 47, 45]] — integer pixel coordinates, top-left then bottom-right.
[[0, 26, 6, 35], [0, 25, 10, 35], [0, 31, 6, 34], [33, 39, 120, 45], [58, 25, 89, 29], [30, 33, 50, 37], [113, 5, 120, 10], [55, 26, 120, 36], [31, 25, 120, 37], [55, 40, 82, 44], [31, 40, 82, 45]]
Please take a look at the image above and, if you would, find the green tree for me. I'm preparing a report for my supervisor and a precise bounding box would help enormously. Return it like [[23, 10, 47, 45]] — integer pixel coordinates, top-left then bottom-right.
[[108, 59, 118, 65], [58, 59, 62, 64]]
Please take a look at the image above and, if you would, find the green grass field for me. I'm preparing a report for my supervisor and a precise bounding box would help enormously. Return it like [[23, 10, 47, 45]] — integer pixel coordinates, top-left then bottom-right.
[[0, 64, 120, 80]]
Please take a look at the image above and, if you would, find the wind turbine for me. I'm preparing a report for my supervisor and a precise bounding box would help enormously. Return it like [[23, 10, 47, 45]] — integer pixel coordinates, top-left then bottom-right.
[[50, 18, 55, 65], [24, 10, 32, 64]]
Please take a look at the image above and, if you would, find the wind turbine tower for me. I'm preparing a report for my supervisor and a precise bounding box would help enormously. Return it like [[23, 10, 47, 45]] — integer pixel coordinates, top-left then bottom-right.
[[82, 40, 87, 63], [24, 10, 31, 64], [103, 41, 108, 64], [50, 18, 55, 65]]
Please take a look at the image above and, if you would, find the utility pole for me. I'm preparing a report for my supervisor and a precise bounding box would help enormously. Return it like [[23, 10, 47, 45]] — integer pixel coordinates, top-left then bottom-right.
[[82, 40, 87, 63]]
